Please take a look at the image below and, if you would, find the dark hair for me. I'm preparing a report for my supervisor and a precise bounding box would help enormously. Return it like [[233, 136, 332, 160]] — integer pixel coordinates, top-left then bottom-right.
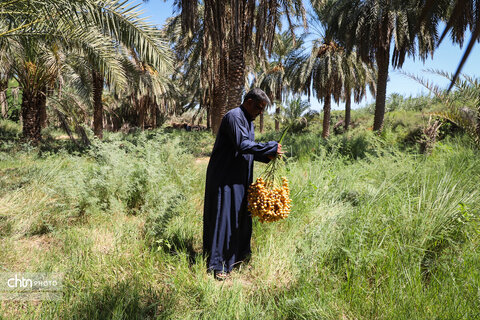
[[243, 88, 271, 106]]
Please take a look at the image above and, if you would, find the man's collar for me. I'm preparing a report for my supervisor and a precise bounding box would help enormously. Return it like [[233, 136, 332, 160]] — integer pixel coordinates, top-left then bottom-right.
[[240, 104, 253, 121]]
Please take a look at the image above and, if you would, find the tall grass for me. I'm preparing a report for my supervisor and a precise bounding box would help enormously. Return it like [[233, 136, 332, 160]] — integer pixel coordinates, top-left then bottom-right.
[[0, 127, 479, 319]]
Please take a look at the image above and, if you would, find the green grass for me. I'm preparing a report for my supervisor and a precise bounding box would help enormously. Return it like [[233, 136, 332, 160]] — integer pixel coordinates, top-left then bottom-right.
[[0, 122, 479, 319]]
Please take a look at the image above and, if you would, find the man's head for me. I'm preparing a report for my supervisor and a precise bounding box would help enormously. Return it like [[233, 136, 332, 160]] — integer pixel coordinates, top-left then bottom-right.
[[242, 88, 271, 120]]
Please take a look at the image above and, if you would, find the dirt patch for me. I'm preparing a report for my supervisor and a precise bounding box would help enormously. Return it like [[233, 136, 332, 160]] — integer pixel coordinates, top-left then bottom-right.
[[194, 157, 210, 165], [17, 234, 57, 251], [3, 234, 61, 271], [91, 228, 115, 254], [55, 135, 72, 140]]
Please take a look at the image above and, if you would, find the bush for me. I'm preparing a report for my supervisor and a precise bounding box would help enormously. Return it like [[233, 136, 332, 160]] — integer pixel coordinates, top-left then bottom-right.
[[1, 131, 196, 237], [0, 119, 21, 142], [258, 129, 392, 161]]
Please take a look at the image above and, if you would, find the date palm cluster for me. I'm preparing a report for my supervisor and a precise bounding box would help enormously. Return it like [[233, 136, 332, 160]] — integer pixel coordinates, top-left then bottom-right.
[[247, 175, 291, 223], [247, 127, 292, 223]]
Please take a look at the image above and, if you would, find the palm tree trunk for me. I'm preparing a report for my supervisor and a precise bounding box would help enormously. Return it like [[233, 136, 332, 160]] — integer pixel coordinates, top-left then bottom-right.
[[211, 79, 226, 134], [56, 110, 77, 145], [151, 98, 157, 129], [259, 112, 264, 133], [373, 47, 389, 132], [0, 80, 7, 119], [21, 88, 44, 142], [92, 70, 104, 139], [204, 0, 227, 134], [40, 85, 54, 128], [211, 54, 227, 134], [206, 105, 211, 129], [226, 41, 245, 109], [275, 105, 280, 132], [0, 90, 7, 119], [201, 91, 208, 128], [138, 95, 146, 130], [274, 87, 281, 132], [145, 95, 151, 129], [39, 91, 47, 129], [322, 94, 331, 139], [344, 94, 351, 131]]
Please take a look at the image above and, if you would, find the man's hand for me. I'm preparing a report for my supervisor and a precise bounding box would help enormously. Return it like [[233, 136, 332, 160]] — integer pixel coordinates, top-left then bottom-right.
[[277, 143, 284, 156], [268, 143, 284, 160]]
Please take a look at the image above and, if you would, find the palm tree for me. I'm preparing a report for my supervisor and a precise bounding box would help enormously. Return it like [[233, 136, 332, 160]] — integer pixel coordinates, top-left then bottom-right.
[[0, 0, 172, 141], [1, 1, 172, 71], [123, 50, 171, 130], [175, 0, 307, 134], [254, 32, 305, 132], [316, 0, 441, 132], [283, 96, 311, 132], [224, 0, 308, 110], [288, 39, 375, 138], [79, 0, 171, 138], [5, 38, 60, 141], [163, 11, 208, 127], [57, 41, 171, 134]]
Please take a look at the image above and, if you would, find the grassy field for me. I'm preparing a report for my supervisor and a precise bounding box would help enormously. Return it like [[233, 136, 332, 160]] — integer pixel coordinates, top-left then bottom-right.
[[0, 114, 479, 319]]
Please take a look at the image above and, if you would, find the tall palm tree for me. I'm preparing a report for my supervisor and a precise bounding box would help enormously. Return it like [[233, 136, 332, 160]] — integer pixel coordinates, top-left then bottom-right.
[[163, 11, 208, 126], [176, 0, 307, 134], [254, 32, 305, 132], [123, 49, 171, 130], [0, 0, 172, 141], [5, 38, 60, 141], [80, 0, 171, 138], [288, 39, 375, 138], [316, 0, 441, 132], [224, 0, 308, 111], [58, 41, 171, 133], [1, 29, 122, 141], [58, 33, 125, 131]]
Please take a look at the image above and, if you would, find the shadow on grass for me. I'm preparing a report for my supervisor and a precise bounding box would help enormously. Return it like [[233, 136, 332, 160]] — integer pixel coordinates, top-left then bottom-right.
[[63, 280, 176, 320], [37, 137, 90, 156], [145, 194, 203, 267], [165, 233, 202, 266], [0, 120, 91, 156]]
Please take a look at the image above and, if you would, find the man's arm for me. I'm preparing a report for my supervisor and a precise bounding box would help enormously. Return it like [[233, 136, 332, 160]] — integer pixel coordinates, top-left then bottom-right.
[[225, 113, 278, 157], [255, 144, 284, 163]]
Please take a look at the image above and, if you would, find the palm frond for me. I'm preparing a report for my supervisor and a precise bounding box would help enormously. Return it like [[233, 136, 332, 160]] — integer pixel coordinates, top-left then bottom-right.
[[402, 69, 480, 146]]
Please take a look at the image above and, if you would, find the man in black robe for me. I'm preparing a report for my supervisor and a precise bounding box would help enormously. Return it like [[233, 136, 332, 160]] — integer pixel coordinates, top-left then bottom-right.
[[203, 88, 282, 280]]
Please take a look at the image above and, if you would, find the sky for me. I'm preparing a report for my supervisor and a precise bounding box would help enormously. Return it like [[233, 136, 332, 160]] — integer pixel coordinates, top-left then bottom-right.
[[139, 0, 480, 112]]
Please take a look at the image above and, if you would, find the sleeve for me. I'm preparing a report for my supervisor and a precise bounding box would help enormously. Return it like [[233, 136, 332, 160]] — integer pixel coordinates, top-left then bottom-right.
[[225, 113, 278, 157], [254, 153, 272, 163]]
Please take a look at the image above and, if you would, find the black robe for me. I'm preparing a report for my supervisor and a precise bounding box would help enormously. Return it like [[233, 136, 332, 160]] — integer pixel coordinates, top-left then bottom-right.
[[203, 106, 278, 273]]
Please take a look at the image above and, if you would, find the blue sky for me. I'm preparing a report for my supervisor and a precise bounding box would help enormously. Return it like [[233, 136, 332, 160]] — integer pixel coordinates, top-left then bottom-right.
[[139, 0, 480, 112]]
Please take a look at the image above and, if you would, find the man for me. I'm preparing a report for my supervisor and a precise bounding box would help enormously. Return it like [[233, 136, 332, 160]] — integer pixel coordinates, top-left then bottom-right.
[[203, 88, 283, 280]]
